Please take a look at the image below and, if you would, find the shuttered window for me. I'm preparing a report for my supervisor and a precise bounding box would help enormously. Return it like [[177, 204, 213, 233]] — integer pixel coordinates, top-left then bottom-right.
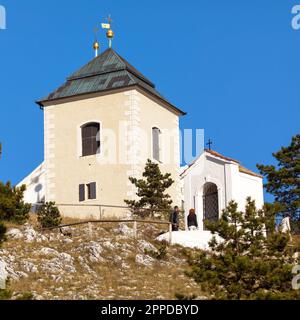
[[81, 122, 100, 157], [79, 184, 85, 202], [79, 182, 97, 202], [152, 127, 161, 162], [87, 182, 97, 200]]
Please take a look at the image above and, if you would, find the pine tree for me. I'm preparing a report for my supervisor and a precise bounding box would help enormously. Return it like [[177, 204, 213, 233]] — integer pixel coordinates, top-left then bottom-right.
[[257, 134, 300, 227], [0, 182, 30, 224], [124, 159, 174, 218], [37, 202, 62, 228], [186, 198, 300, 299], [263, 202, 284, 236]]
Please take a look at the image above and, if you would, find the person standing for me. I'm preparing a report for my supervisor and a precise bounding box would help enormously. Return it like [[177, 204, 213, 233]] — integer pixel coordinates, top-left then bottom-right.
[[187, 208, 198, 231], [169, 206, 180, 231]]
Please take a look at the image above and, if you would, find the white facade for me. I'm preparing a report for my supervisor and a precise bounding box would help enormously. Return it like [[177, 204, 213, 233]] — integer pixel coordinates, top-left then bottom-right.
[[181, 149, 264, 231], [17, 163, 45, 205]]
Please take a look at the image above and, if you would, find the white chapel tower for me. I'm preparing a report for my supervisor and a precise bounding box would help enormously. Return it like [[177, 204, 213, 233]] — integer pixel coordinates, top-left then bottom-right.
[[20, 47, 186, 218]]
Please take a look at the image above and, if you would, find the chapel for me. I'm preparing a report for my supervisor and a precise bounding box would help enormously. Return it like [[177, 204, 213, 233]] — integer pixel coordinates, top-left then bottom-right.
[[19, 25, 263, 225]]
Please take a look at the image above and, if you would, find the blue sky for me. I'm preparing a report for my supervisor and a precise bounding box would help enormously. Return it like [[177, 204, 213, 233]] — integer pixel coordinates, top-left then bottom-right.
[[0, 0, 299, 202]]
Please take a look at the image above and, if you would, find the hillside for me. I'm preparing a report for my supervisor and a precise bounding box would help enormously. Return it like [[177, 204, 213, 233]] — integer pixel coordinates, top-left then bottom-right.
[[0, 219, 207, 300]]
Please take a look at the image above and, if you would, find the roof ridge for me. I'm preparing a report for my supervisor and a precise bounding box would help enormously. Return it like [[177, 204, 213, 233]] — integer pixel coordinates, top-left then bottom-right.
[[126, 69, 139, 84], [67, 66, 126, 81], [66, 49, 155, 88], [36, 48, 186, 115], [67, 49, 125, 80], [205, 149, 240, 163], [180, 149, 262, 179], [113, 50, 155, 88], [239, 165, 263, 178]]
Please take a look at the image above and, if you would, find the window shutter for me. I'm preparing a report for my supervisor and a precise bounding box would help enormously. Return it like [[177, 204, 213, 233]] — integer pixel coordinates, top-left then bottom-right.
[[82, 138, 93, 156], [79, 184, 85, 202], [81, 123, 100, 157], [152, 127, 160, 161], [88, 182, 97, 200]]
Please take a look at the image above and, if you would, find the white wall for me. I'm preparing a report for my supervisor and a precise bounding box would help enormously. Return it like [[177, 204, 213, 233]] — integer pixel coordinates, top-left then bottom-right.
[[234, 172, 264, 210], [17, 163, 45, 204]]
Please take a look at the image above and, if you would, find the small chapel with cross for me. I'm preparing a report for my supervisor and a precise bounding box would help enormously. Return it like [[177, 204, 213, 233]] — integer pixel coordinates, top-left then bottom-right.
[[18, 17, 264, 235], [180, 149, 264, 234]]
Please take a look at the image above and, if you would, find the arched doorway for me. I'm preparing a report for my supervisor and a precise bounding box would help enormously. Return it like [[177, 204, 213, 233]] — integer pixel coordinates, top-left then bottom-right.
[[203, 182, 219, 230]]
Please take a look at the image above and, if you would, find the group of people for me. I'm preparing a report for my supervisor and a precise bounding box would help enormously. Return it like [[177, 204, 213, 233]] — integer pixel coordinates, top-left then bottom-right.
[[169, 206, 198, 231]]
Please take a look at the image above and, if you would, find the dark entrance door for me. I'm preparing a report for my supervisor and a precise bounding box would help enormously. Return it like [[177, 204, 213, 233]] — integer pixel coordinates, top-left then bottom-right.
[[203, 183, 219, 230]]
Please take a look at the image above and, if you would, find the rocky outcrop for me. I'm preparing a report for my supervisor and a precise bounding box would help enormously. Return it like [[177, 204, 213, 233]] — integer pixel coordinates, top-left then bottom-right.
[[116, 224, 135, 237], [78, 241, 104, 263], [6, 229, 23, 240], [135, 254, 155, 267], [0, 223, 205, 300], [138, 239, 158, 253]]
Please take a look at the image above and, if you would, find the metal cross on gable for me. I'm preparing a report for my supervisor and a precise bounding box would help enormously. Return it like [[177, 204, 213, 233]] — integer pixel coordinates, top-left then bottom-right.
[[206, 139, 213, 150]]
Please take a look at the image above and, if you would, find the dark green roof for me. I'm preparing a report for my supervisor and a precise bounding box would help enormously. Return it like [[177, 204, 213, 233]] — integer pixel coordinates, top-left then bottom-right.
[[37, 49, 186, 115]]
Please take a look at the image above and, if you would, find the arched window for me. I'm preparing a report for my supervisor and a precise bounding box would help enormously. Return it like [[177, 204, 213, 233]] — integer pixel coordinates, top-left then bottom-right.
[[203, 182, 219, 230], [152, 127, 161, 162], [81, 122, 100, 157]]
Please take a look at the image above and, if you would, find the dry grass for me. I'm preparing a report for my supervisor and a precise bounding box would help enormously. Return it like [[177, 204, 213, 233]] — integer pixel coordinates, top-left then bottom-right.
[[1, 220, 206, 300], [291, 235, 300, 248], [4, 214, 300, 300]]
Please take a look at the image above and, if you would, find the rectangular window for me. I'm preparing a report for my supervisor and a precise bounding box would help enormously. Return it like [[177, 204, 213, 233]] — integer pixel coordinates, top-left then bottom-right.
[[79, 184, 85, 202], [79, 182, 97, 201], [81, 123, 100, 157], [152, 127, 161, 162], [87, 182, 97, 200]]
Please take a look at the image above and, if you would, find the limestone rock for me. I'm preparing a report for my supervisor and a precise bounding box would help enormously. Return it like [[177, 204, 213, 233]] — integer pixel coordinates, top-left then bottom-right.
[[24, 227, 38, 242], [59, 252, 73, 264], [78, 256, 97, 276], [0, 260, 8, 289], [138, 240, 157, 253], [6, 228, 24, 240], [41, 256, 76, 274], [80, 242, 104, 263], [21, 261, 38, 273], [39, 247, 59, 257], [135, 254, 155, 267], [102, 241, 116, 250], [117, 224, 135, 237], [63, 238, 73, 244], [60, 227, 73, 237]]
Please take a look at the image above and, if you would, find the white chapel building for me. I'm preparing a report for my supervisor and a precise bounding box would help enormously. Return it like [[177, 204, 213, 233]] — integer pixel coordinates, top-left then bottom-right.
[[180, 149, 264, 232], [19, 46, 264, 228]]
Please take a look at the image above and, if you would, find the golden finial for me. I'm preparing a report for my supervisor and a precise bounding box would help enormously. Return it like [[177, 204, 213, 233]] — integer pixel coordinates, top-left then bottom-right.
[[93, 27, 100, 57], [106, 29, 114, 39], [102, 14, 114, 48], [93, 41, 100, 50]]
